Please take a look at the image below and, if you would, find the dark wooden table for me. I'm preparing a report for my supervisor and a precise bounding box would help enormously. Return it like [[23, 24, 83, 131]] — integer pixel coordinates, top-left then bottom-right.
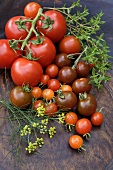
[[0, 0, 113, 170]]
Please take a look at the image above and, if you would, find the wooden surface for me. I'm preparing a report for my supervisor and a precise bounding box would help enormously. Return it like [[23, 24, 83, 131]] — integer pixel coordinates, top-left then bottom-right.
[[0, 0, 113, 170]]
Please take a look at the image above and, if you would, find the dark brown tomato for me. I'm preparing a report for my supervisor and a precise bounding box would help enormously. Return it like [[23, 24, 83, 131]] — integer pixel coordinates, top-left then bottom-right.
[[10, 86, 32, 108], [56, 91, 77, 109], [72, 78, 92, 95], [54, 53, 71, 68], [76, 61, 90, 77], [77, 93, 97, 116], [58, 66, 77, 84]]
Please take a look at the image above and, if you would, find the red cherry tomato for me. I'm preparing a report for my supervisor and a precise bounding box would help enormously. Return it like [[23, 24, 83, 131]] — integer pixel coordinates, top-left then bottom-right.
[[33, 100, 45, 110], [65, 112, 78, 125], [45, 64, 59, 78], [91, 112, 104, 126], [48, 79, 60, 91], [45, 103, 58, 117], [42, 89, 54, 100], [69, 135, 84, 150], [40, 74, 50, 85], [31, 87, 42, 98]]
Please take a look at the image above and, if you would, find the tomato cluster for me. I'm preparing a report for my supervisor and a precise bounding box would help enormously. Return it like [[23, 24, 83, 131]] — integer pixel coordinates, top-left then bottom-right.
[[0, 2, 104, 152]]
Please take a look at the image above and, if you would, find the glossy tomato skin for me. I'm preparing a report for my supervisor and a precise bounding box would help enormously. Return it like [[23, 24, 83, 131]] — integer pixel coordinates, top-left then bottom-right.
[[65, 112, 78, 125], [56, 91, 77, 109], [76, 118, 92, 135], [5, 16, 31, 40], [61, 85, 72, 92], [69, 135, 83, 149], [26, 36, 56, 67], [31, 87, 42, 98], [72, 78, 92, 95], [77, 94, 97, 116], [42, 89, 54, 100], [58, 66, 77, 84], [54, 53, 71, 68], [91, 112, 104, 126], [45, 64, 59, 78], [45, 103, 58, 117], [11, 58, 43, 87], [48, 79, 60, 91], [37, 10, 67, 42], [40, 74, 50, 85], [33, 100, 45, 110], [76, 61, 90, 78], [0, 39, 22, 69], [59, 35, 82, 54], [10, 86, 32, 108]]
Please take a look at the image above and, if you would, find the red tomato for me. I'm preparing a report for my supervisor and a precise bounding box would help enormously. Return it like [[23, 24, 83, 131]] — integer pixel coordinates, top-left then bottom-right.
[[45, 64, 59, 78], [40, 74, 50, 85], [45, 103, 58, 117], [0, 39, 22, 69], [42, 89, 54, 100], [24, 2, 41, 18], [11, 58, 43, 87], [69, 135, 84, 150], [37, 10, 67, 42], [59, 35, 82, 54], [65, 112, 78, 125], [31, 87, 42, 98], [48, 79, 60, 91], [25, 36, 56, 67], [76, 118, 92, 135], [33, 100, 45, 110], [5, 16, 31, 40], [91, 112, 104, 126]]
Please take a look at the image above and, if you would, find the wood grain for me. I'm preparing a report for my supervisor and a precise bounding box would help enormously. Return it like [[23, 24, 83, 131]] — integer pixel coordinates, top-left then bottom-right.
[[0, 0, 113, 170]]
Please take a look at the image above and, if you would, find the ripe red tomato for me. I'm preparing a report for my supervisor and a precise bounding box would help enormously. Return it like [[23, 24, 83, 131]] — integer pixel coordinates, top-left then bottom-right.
[[24, 2, 41, 18], [11, 58, 43, 87], [31, 87, 42, 98], [76, 61, 90, 77], [45, 64, 59, 78], [59, 35, 82, 54], [54, 53, 71, 68], [0, 39, 22, 69], [91, 112, 104, 126], [65, 112, 78, 125], [45, 103, 58, 117], [61, 85, 72, 92], [77, 93, 97, 116], [10, 86, 32, 108], [48, 79, 60, 91], [40, 74, 50, 85], [42, 89, 54, 100], [5, 16, 31, 40], [69, 135, 83, 150], [37, 10, 67, 42], [33, 100, 45, 110], [76, 118, 92, 135], [26, 36, 56, 67]]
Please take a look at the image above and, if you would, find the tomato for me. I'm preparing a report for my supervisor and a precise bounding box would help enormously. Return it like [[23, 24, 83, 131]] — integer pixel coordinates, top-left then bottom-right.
[[48, 79, 60, 91], [54, 53, 71, 68], [91, 112, 104, 126], [65, 112, 78, 125], [76, 61, 90, 77], [37, 10, 67, 42], [58, 66, 77, 84], [45, 103, 58, 117], [77, 93, 97, 116], [31, 87, 42, 98], [10, 86, 32, 108], [24, 2, 41, 18], [59, 35, 82, 54], [72, 78, 92, 95], [11, 58, 43, 87], [45, 64, 59, 78], [33, 100, 45, 110], [61, 85, 72, 92], [25, 36, 56, 67], [76, 118, 92, 135], [0, 39, 22, 69], [56, 91, 77, 109], [69, 135, 83, 150], [5, 16, 31, 40], [40, 74, 50, 85], [42, 89, 54, 100]]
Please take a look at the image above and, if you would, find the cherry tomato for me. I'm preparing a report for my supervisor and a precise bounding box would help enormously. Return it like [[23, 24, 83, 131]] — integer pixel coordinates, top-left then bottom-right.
[[58, 66, 77, 84], [33, 100, 45, 110], [0, 39, 22, 69], [31, 87, 42, 98], [59, 35, 82, 54], [54, 53, 71, 68], [45, 64, 59, 78], [40, 74, 50, 85], [72, 78, 92, 95], [69, 135, 83, 150], [65, 112, 78, 125], [56, 91, 77, 109], [61, 85, 72, 92], [77, 93, 97, 116], [48, 79, 60, 91], [11, 58, 43, 87], [45, 103, 58, 117], [42, 89, 54, 100], [25, 36, 56, 67], [91, 112, 104, 126], [76, 118, 92, 135], [76, 61, 90, 77], [24, 2, 41, 18], [37, 10, 67, 42], [5, 16, 31, 40], [10, 86, 32, 108]]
